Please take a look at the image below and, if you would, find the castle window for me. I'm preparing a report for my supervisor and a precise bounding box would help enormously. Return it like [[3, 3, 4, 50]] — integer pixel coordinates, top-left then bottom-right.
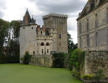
[[46, 42, 50, 46], [47, 49, 49, 53], [80, 37, 82, 48], [41, 31, 42, 34], [33, 51, 35, 55], [95, 32, 98, 47], [79, 23, 82, 33], [32, 27, 33, 29], [42, 49, 43, 54], [41, 42, 44, 46], [59, 34, 61, 39], [87, 35, 89, 48], [87, 19, 89, 32], [95, 14, 98, 28]]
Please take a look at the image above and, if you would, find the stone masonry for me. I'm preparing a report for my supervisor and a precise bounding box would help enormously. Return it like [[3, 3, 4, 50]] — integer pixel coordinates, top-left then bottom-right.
[[19, 10, 68, 67], [77, 0, 108, 78]]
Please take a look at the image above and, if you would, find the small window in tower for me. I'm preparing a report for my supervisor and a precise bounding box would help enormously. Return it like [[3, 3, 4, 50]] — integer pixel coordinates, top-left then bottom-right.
[[47, 49, 49, 53], [32, 27, 33, 29], [33, 51, 35, 55], [41, 42, 44, 46], [59, 34, 61, 39], [42, 49, 43, 54], [46, 42, 50, 46], [41, 31, 42, 34]]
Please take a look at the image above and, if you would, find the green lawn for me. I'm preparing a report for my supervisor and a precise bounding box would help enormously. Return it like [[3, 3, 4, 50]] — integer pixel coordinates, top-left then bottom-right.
[[0, 64, 82, 83]]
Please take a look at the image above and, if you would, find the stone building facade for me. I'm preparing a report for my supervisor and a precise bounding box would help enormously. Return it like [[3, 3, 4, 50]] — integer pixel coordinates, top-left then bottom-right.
[[77, 0, 108, 78], [77, 0, 108, 51], [19, 10, 68, 67]]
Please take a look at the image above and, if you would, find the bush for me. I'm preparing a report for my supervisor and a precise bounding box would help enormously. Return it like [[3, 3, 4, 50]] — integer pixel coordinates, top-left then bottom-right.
[[52, 53, 66, 68], [72, 68, 80, 79], [0, 55, 19, 64], [23, 52, 31, 64], [69, 48, 84, 71], [95, 69, 104, 80], [81, 74, 94, 80]]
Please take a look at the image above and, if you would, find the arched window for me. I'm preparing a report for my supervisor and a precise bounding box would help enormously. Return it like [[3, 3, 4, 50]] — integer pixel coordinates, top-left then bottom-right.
[[46, 42, 50, 46], [41, 42, 44, 46]]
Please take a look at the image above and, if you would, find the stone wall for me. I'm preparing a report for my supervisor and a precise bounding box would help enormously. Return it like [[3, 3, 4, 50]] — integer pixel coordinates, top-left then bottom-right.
[[30, 55, 53, 67], [43, 14, 68, 53], [84, 51, 108, 77], [77, 3, 108, 51]]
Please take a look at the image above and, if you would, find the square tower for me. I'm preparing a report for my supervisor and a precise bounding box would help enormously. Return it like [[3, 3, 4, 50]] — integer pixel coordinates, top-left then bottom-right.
[[43, 14, 68, 53]]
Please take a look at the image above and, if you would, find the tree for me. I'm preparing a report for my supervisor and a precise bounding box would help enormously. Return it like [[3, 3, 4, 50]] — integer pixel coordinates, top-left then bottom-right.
[[65, 33, 78, 68], [52, 53, 66, 68], [10, 21, 21, 38], [7, 20, 21, 58], [0, 19, 9, 55], [67, 33, 77, 52], [70, 48, 85, 78]]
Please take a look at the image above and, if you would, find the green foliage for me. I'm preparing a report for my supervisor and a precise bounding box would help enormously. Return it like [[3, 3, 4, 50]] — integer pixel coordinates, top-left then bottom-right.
[[7, 40, 19, 59], [10, 21, 21, 38], [0, 55, 19, 63], [69, 48, 84, 71], [81, 74, 94, 80], [82, 70, 104, 81], [95, 69, 104, 80], [52, 53, 66, 68], [23, 52, 31, 64], [0, 19, 9, 54], [65, 33, 78, 69], [67, 48, 85, 79], [72, 68, 80, 79], [67, 33, 77, 51]]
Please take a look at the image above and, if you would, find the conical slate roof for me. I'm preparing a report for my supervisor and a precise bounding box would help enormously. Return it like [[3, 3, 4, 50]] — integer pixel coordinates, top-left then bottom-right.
[[23, 9, 33, 25]]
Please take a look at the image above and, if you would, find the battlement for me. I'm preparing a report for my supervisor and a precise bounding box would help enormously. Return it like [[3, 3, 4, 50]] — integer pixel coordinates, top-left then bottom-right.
[[43, 13, 68, 19]]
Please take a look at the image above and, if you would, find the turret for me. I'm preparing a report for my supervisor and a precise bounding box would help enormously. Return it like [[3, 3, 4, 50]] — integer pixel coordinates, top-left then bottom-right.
[[23, 9, 36, 25]]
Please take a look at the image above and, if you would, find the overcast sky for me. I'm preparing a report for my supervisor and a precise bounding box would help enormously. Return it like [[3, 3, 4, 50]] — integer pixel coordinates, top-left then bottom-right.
[[0, 0, 87, 43]]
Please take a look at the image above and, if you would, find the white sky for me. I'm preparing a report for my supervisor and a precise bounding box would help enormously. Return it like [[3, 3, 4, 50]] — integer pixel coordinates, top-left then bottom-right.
[[1, 0, 87, 43]]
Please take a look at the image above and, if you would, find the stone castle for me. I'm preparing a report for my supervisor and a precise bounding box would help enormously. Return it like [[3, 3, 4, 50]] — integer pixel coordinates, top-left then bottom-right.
[[19, 10, 68, 67], [77, 0, 108, 78]]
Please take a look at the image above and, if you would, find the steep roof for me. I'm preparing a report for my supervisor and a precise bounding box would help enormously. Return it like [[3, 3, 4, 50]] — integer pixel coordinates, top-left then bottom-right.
[[77, 0, 108, 20], [23, 9, 36, 25]]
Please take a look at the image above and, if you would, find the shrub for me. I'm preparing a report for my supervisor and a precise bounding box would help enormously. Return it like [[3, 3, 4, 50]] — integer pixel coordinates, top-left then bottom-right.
[[52, 53, 66, 68], [0, 55, 19, 64], [81, 74, 94, 80], [95, 69, 104, 80], [72, 68, 80, 79], [23, 52, 31, 64], [69, 48, 84, 71]]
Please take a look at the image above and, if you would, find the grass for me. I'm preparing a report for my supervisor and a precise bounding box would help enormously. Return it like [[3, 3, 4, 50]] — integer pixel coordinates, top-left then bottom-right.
[[0, 64, 82, 83]]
